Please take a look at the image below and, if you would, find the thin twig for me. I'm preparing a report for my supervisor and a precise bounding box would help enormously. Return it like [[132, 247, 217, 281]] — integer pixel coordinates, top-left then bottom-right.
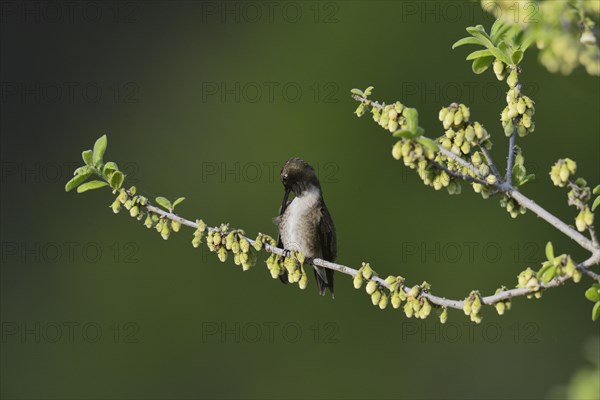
[[505, 133, 516, 185], [430, 160, 489, 186], [480, 145, 503, 180], [508, 190, 598, 254]]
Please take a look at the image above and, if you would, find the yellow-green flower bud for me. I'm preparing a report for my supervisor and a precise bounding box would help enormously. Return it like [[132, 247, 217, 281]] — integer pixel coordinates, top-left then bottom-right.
[[366, 280, 378, 295], [461, 142, 471, 155], [371, 290, 382, 306], [392, 141, 403, 160], [507, 69, 518, 88], [440, 308, 448, 324], [439, 107, 448, 122], [463, 298, 472, 316], [404, 301, 414, 318], [378, 293, 388, 310], [391, 293, 402, 309], [361, 263, 373, 279], [443, 110, 455, 129], [407, 285, 419, 298], [218, 247, 228, 262], [353, 274, 363, 289], [493, 59, 505, 80], [161, 224, 170, 240], [453, 110, 463, 126], [517, 98, 526, 114], [299, 273, 308, 289], [171, 220, 181, 232], [111, 199, 121, 214]]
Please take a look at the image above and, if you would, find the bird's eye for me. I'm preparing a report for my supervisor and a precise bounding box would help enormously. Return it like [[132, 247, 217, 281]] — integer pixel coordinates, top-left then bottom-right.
[[282, 174, 288, 183]]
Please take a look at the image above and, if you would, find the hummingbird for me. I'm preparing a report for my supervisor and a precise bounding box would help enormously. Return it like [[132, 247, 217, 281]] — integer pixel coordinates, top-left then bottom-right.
[[274, 158, 337, 297]]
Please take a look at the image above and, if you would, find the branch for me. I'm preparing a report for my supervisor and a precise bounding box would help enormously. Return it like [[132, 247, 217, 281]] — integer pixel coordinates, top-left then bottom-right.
[[480, 145, 503, 181], [505, 133, 516, 185], [352, 93, 600, 256], [145, 204, 600, 312], [509, 190, 599, 254]]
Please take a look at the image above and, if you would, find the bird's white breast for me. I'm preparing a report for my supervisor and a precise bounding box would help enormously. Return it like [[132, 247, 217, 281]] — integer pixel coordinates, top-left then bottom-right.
[[280, 186, 321, 257]]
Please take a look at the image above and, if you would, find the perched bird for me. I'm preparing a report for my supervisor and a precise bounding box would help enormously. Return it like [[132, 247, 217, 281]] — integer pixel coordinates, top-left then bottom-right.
[[274, 158, 336, 297]]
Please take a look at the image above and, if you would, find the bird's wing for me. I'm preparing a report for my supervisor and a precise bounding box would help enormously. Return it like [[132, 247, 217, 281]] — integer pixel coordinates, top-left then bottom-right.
[[316, 202, 336, 296], [318, 203, 337, 262]]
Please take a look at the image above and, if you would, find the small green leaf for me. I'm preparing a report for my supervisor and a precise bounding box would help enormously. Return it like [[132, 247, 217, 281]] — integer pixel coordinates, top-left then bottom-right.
[[155, 196, 172, 210], [92, 135, 108, 166], [536, 262, 552, 280], [520, 33, 536, 51], [545, 242, 554, 261], [511, 50, 524, 65], [363, 86, 374, 96], [103, 162, 119, 176], [541, 265, 557, 284], [77, 180, 108, 193], [592, 196, 600, 212], [471, 56, 494, 74], [452, 37, 482, 49], [82, 150, 93, 166], [466, 49, 493, 60], [172, 197, 186, 208], [350, 88, 364, 97], [517, 174, 536, 187], [110, 171, 125, 190], [466, 25, 494, 48], [491, 20, 512, 42], [593, 301, 600, 322], [392, 130, 414, 139], [73, 166, 91, 176], [65, 172, 92, 192], [593, 185, 600, 195], [585, 287, 600, 302], [488, 45, 512, 65], [404, 108, 418, 133], [416, 137, 439, 152]]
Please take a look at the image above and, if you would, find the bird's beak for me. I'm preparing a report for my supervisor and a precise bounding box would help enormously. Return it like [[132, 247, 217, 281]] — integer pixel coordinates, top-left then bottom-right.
[[280, 187, 291, 216]]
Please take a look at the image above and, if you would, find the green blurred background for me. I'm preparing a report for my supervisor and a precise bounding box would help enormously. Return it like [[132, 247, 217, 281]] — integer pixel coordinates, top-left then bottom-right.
[[1, 1, 599, 399]]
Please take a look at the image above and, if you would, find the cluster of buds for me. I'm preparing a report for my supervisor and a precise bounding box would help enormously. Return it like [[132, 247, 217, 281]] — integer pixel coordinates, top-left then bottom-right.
[[355, 263, 388, 309], [153, 215, 180, 240], [537, 254, 581, 285], [501, 70, 535, 137], [266, 250, 308, 288], [550, 158, 577, 187], [284, 250, 308, 287], [111, 186, 183, 240], [575, 208, 594, 232], [499, 196, 526, 218], [567, 178, 591, 209], [206, 224, 229, 261], [462, 290, 482, 323], [493, 287, 512, 315], [384, 275, 406, 310], [227, 229, 256, 270], [253, 232, 276, 251], [266, 253, 285, 280], [517, 268, 542, 298], [439, 103, 471, 130], [205, 225, 257, 270], [111, 186, 148, 218], [392, 139, 436, 168], [403, 283, 433, 319], [372, 101, 408, 133]]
